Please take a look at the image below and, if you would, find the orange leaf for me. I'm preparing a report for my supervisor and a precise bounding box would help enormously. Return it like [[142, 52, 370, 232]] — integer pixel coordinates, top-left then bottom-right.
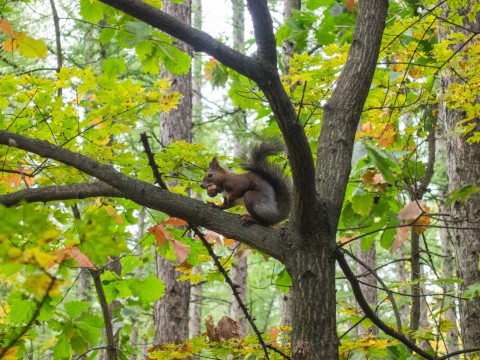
[[223, 238, 235, 246], [379, 123, 397, 148], [390, 225, 411, 253], [361, 122, 372, 133], [0, 19, 14, 36], [148, 224, 172, 246], [70, 248, 96, 269], [268, 327, 280, 343], [48, 244, 95, 269], [170, 239, 190, 263], [103, 205, 123, 224], [412, 215, 430, 234], [162, 217, 188, 226], [345, 0, 357, 12]]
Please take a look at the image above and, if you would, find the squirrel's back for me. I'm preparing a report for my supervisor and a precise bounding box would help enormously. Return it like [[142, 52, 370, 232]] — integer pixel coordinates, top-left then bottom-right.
[[241, 140, 292, 223]]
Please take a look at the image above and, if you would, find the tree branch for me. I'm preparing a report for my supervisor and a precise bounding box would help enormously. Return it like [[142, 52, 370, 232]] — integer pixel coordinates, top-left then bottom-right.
[[316, 0, 389, 231], [0, 182, 122, 207], [97, 0, 262, 82], [246, 0, 277, 65], [0, 130, 285, 261], [336, 251, 435, 360], [98, 0, 318, 236]]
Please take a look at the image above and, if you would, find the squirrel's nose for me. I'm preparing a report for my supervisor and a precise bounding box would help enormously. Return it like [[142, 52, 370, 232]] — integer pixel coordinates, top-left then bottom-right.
[[200, 182, 207, 189]]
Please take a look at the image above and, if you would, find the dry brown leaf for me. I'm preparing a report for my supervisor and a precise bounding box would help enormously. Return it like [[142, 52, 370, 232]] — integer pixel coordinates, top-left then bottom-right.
[[390, 225, 411, 253], [398, 200, 427, 221], [148, 224, 173, 246], [217, 316, 239, 341], [70, 247, 96, 269], [170, 239, 191, 263], [205, 315, 219, 342]]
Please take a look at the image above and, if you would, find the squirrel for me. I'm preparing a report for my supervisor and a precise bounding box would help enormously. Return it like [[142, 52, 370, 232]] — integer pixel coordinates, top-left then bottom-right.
[[200, 140, 292, 226]]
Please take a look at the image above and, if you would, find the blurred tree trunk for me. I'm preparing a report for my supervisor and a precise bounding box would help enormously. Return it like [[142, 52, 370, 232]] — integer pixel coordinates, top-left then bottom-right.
[[355, 243, 378, 337], [439, 3, 480, 352], [188, 0, 203, 339], [229, 0, 248, 338], [153, 0, 193, 346], [440, 203, 460, 357], [130, 208, 146, 359]]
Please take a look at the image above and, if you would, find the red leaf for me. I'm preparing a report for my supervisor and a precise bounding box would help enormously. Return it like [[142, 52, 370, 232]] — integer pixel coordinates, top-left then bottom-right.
[[390, 225, 411, 253]]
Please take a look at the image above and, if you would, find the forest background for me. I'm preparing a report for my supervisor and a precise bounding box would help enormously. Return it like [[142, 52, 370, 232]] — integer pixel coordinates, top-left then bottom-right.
[[0, 0, 479, 359]]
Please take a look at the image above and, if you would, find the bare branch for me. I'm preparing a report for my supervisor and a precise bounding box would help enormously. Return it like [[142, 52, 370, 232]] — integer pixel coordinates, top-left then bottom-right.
[[0, 182, 122, 207]]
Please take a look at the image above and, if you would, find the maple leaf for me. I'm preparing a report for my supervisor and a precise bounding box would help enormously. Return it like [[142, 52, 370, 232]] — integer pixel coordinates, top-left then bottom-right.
[[148, 224, 172, 246]]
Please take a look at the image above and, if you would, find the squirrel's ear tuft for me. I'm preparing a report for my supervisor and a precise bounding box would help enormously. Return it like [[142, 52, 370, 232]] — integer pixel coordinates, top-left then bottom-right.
[[210, 157, 220, 169]]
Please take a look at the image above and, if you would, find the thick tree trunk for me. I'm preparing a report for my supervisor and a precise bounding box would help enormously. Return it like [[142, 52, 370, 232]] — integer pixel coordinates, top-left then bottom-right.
[[154, 0, 192, 346], [287, 244, 338, 359], [439, 4, 480, 352], [355, 243, 378, 337]]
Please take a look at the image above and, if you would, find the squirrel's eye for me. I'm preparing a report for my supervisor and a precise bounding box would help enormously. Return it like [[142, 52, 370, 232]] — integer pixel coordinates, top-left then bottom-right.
[[207, 172, 213, 178]]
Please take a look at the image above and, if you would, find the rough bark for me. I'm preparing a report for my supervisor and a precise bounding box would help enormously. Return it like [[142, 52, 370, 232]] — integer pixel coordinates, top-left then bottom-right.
[[154, 0, 192, 346], [439, 3, 480, 352], [188, 0, 203, 340], [355, 243, 378, 337], [409, 231, 422, 339]]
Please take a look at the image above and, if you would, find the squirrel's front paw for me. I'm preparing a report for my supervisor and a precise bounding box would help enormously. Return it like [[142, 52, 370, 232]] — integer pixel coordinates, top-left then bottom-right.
[[207, 201, 221, 208], [240, 214, 256, 225]]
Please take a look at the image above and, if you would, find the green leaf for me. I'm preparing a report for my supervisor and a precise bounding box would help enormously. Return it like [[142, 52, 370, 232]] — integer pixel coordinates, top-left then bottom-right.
[[101, 57, 126, 78], [99, 27, 116, 44], [446, 184, 480, 206], [9, 297, 36, 324], [125, 21, 153, 46], [128, 276, 165, 304], [121, 256, 141, 275], [65, 301, 91, 319], [351, 194, 374, 216], [52, 333, 72, 360], [161, 45, 191, 75], [380, 226, 396, 249], [306, 0, 336, 10], [365, 145, 397, 185], [80, 0, 105, 23]]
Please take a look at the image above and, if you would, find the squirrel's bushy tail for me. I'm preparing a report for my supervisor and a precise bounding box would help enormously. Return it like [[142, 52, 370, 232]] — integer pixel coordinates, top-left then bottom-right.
[[242, 140, 292, 220]]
